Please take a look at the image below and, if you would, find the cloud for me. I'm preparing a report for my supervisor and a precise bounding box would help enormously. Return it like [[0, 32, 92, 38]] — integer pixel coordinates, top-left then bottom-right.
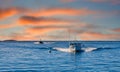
[[0, 8, 17, 20], [22, 23, 96, 40], [0, 24, 18, 29], [111, 10, 120, 15], [79, 32, 120, 40], [9, 27, 65, 41], [0, 7, 101, 21], [1, 24, 120, 41], [0, 7, 28, 20], [59, 0, 76, 3], [18, 16, 75, 26], [0, 7, 118, 21], [27, 8, 100, 17], [88, 0, 120, 5], [25, 26, 65, 36], [89, 0, 105, 2], [112, 28, 120, 32], [0, 36, 11, 41], [11, 23, 90, 40], [112, 0, 120, 4], [0, 32, 38, 41], [2, 30, 120, 41], [10, 34, 38, 41]]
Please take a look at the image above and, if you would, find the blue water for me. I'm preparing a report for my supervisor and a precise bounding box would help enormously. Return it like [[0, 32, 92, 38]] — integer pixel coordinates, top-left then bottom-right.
[[0, 41, 120, 72]]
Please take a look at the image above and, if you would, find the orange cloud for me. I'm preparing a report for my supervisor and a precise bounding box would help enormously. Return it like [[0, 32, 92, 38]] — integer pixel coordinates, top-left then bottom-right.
[[0, 6, 119, 23], [25, 27, 65, 36], [9, 27, 65, 41], [0, 7, 28, 20], [3, 23, 97, 41], [0, 24, 18, 29], [2, 30, 120, 41], [18, 16, 74, 26], [0, 8, 17, 20], [0, 36, 11, 41], [10, 35, 38, 41], [28, 8, 100, 17], [0, 32, 38, 41], [0, 7, 117, 21], [0, 34, 39, 41], [79, 32, 120, 40], [0, 7, 99, 20]]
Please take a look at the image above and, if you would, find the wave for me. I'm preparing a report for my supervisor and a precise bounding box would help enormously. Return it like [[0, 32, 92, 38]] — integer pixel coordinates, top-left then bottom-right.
[[53, 46, 119, 53], [0, 69, 41, 72], [53, 48, 73, 53], [53, 47, 97, 53], [81, 47, 97, 52]]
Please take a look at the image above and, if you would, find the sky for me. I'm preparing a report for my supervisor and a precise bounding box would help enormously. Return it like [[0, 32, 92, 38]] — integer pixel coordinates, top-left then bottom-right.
[[0, 0, 120, 41]]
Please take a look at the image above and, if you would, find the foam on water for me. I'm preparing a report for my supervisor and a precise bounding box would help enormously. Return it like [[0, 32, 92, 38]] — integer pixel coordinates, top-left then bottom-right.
[[53, 48, 73, 52], [81, 47, 97, 52], [53, 47, 98, 53]]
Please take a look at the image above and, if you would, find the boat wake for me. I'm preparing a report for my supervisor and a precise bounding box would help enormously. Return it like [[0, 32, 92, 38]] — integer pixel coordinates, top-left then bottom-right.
[[53, 46, 120, 53], [53, 48, 74, 52], [81, 47, 97, 52], [53, 47, 98, 53]]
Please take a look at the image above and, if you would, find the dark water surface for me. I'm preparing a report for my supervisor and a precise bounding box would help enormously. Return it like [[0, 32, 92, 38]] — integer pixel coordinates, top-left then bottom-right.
[[0, 41, 120, 72]]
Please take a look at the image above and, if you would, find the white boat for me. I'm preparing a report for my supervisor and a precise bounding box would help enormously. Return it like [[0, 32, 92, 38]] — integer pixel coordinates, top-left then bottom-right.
[[69, 42, 97, 52], [53, 42, 83, 53]]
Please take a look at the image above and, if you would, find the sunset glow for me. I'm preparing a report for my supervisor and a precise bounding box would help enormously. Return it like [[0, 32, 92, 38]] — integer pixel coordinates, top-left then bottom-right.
[[0, 0, 120, 41]]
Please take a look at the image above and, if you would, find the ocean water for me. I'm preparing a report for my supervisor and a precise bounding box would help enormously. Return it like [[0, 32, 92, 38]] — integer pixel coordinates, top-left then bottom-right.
[[0, 41, 120, 72]]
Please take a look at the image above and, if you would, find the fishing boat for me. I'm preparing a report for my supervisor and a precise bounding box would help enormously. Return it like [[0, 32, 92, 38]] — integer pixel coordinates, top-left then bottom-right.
[[34, 41, 44, 44], [34, 37, 44, 45], [67, 28, 83, 52], [69, 42, 83, 52], [53, 29, 84, 53]]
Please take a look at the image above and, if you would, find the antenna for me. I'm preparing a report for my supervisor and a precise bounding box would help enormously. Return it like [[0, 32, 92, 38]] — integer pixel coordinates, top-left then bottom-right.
[[67, 28, 71, 45]]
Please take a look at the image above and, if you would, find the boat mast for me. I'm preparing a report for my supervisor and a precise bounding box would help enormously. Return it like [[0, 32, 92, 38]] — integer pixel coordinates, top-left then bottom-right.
[[68, 28, 71, 44]]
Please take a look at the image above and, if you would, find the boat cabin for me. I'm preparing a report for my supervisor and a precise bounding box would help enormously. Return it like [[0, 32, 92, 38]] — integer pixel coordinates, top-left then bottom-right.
[[69, 43, 83, 52]]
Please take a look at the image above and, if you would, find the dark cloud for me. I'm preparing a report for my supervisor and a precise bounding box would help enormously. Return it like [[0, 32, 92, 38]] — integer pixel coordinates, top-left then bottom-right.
[[18, 15, 74, 26]]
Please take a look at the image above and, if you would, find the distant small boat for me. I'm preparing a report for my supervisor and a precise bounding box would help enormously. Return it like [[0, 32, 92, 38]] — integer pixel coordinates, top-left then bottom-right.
[[34, 41, 44, 44]]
